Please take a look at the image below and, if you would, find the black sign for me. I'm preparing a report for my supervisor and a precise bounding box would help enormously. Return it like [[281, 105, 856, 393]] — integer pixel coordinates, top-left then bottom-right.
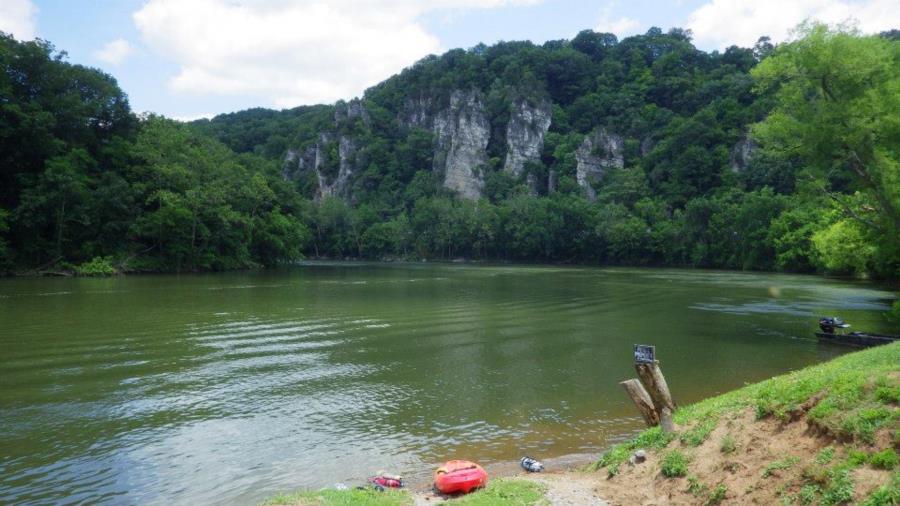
[[634, 344, 655, 364]]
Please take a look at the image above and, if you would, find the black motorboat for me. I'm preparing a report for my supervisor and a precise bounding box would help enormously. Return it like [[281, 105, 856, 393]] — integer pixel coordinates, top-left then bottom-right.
[[815, 316, 899, 347]]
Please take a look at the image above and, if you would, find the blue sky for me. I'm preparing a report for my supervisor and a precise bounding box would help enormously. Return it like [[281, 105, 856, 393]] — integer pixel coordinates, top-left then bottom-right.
[[1, 0, 895, 119]]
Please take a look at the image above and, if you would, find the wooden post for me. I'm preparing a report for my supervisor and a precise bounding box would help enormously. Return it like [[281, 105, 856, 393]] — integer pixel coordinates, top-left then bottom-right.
[[623, 345, 677, 433], [635, 362, 676, 413], [620, 379, 660, 426]]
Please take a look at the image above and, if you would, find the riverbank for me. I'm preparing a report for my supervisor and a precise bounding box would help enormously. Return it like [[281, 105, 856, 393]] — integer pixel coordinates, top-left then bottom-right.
[[263, 342, 899, 505]]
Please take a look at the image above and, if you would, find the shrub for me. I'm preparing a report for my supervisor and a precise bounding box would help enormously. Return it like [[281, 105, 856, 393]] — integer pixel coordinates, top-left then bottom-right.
[[661, 450, 688, 477], [846, 450, 869, 466], [75, 256, 117, 276]]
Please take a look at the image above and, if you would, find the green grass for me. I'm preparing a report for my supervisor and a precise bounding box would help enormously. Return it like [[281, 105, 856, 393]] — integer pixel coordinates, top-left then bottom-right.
[[589, 426, 675, 475], [820, 466, 854, 506], [860, 473, 900, 506], [686, 475, 708, 496], [592, 343, 899, 503], [680, 417, 718, 447], [869, 449, 898, 470], [661, 450, 688, 477], [673, 342, 899, 431], [719, 433, 736, 454], [262, 487, 412, 506], [815, 447, 835, 465], [706, 484, 727, 505], [798, 484, 820, 505], [454, 479, 546, 505], [763, 456, 800, 478], [262, 479, 546, 506], [595, 344, 899, 469]]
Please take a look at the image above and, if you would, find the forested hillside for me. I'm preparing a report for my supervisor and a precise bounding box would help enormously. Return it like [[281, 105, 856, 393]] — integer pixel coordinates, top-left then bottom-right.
[[1, 24, 898, 278]]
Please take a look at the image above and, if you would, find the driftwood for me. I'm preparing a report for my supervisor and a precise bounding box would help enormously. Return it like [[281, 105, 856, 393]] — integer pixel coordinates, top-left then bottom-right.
[[620, 379, 659, 426], [622, 361, 677, 433]]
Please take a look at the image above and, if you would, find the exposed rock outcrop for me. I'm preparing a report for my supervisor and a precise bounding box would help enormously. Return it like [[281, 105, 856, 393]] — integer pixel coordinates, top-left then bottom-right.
[[399, 97, 434, 130], [730, 136, 757, 173], [433, 90, 490, 199], [576, 129, 624, 201], [315, 134, 356, 199], [282, 102, 365, 200], [503, 98, 552, 186]]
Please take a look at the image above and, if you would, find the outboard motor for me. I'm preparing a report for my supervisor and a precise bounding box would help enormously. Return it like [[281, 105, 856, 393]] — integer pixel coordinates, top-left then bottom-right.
[[819, 317, 849, 334]]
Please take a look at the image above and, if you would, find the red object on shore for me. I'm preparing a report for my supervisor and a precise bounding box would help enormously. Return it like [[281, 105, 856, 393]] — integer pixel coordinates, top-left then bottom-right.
[[368, 475, 403, 488], [433, 460, 488, 494]]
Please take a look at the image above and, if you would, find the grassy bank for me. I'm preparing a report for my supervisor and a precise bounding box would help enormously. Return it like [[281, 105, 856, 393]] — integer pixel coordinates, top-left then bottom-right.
[[263, 343, 899, 505], [262, 478, 545, 505], [592, 341, 899, 504]]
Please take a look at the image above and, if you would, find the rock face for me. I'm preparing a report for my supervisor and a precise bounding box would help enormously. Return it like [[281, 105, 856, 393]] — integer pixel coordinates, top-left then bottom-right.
[[576, 129, 624, 200], [316, 134, 356, 199], [282, 101, 365, 200], [503, 98, 552, 184], [730, 136, 757, 173], [432, 90, 490, 199], [399, 97, 434, 130], [286, 91, 558, 201]]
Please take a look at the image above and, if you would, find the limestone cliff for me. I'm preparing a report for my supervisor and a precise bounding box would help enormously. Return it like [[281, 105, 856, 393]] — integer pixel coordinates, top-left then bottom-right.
[[287, 91, 557, 201], [730, 136, 757, 173], [432, 90, 490, 199], [503, 98, 552, 178], [576, 129, 624, 201], [281, 99, 364, 200]]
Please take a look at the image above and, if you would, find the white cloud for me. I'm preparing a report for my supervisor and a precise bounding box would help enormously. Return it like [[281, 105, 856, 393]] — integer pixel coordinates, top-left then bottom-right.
[[0, 0, 37, 40], [94, 38, 134, 65], [687, 0, 900, 50], [594, 3, 641, 38], [596, 15, 641, 37], [133, 0, 540, 108], [171, 112, 215, 122]]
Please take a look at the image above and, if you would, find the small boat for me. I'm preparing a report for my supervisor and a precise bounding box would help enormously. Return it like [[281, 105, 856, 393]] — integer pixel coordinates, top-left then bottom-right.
[[815, 317, 899, 348], [433, 460, 487, 494]]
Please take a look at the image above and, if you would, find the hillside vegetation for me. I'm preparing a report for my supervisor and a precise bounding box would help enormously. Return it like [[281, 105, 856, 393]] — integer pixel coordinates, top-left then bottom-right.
[[1, 24, 898, 278]]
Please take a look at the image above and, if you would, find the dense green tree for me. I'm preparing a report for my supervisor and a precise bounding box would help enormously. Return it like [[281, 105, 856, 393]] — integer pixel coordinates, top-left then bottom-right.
[[2, 26, 896, 279], [752, 22, 900, 276]]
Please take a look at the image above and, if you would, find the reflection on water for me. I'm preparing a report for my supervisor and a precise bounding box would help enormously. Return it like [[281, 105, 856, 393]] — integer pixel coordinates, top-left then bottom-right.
[[0, 264, 895, 504]]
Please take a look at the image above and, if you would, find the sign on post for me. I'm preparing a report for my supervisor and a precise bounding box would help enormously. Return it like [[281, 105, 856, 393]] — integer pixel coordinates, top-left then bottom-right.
[[634, 344, 655, 364]]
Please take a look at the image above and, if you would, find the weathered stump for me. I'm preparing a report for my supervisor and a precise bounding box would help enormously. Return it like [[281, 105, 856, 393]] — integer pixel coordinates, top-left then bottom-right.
[[635, 361, 676, 412], [620, 379, 660, 426], [622, 360, 677, 433]]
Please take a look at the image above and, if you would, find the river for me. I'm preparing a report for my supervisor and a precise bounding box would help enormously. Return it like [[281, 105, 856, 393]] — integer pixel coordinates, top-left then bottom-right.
[[0, 263, 895, 504]]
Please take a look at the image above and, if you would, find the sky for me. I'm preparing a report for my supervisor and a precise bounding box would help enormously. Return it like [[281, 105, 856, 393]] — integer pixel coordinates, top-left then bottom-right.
[[0, 0, 897, 120]]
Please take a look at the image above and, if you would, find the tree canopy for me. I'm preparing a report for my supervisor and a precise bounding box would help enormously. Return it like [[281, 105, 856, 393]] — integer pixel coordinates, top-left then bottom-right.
[[0, 25, 897, 279]]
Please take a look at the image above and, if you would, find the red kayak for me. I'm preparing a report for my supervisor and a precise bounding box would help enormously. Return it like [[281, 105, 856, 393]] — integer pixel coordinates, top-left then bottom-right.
[[433, 460, 488, 494]]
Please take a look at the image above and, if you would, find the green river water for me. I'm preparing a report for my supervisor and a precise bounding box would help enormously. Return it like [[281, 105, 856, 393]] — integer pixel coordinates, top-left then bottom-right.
[[0, 263, 896, 504]]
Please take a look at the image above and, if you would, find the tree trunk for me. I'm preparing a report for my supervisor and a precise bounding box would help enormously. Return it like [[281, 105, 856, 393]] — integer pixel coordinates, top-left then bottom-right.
[[620, 379, 660, 426], [635, 362, 676, 412]]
